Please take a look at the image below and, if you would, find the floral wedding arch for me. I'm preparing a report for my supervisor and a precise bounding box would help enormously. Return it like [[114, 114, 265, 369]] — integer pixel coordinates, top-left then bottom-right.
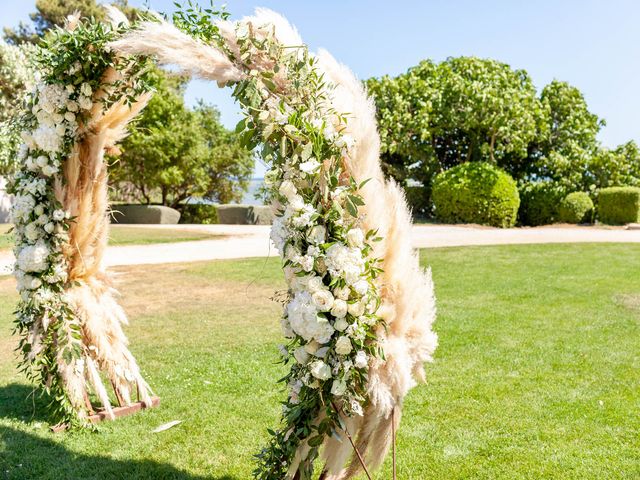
[[12, 5, 437, 479]]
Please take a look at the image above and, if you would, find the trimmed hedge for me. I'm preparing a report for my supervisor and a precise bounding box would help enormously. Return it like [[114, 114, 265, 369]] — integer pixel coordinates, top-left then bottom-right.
[[558, 192, 593, 224], [597, 187, 640, 225], [180, 204, 218, 224], [110, 204, 180, 224], [432, 162, 520, 228], [518, 181, 566, 226]]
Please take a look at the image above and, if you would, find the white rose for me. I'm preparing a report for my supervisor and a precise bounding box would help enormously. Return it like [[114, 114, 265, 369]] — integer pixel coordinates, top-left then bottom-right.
[[42, 165, 58, 176], [278, 179, 297, 200], [44, 222, 55, 234], [80, 83, 92, 97], [64, 112, 76, 122], [52, 209, 66, 221], [334, 317, 349, 332], [335, 336, 352, 355], [307, 225, 326, 244], [353, 279, 369, 296], [333, 286, 350, 301], [299, 255, 314, 272], [28, 277, 42, 290], [310, 360, 331, 380], [307, 276, 324, 292], [348, 301, 365, 317], [66, 100, 79, 112], [78, 95, 92, 110], [36, 156, 48, 168], [346, 228, 365, 248], [330, 378, 347, 396], [24, 222, 40, 242], [34, 205, 44, 216], [312, 290, 334, 312], [293, 347, 310, 364], [330, 299, 348, 318], [354, 350, 368, 369]]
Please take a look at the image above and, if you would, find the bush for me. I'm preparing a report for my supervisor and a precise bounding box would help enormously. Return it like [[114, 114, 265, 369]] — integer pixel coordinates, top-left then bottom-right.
[[597, 187, 640, 225], [432, 162, 520, 228], [558, 192, 594, 224], [518, 181, 567, 226], [180, 204, 218, 224], [110, 204, 181, 224], [248, 205, 274, 225]]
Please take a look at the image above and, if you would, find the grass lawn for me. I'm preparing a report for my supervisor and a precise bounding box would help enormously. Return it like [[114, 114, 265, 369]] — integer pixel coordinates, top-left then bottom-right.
[[0, 224, 221, 250], [0, 244, 638, 479]]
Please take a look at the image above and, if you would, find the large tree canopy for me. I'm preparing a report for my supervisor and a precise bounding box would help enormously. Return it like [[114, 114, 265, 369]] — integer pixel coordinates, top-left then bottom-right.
[[366, 57, 635, 214], [367, 57, 544, 198], [110, 71, 254, 209]]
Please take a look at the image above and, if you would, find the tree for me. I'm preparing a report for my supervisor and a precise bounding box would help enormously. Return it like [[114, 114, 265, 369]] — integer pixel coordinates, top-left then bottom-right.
[[0, 39, 34, 174], [586, 141, 640, 190], [110, 70, 254, 209], [527, 80, 603, 190], [4, 0, 135, 44], [367, 57, 543, 210]]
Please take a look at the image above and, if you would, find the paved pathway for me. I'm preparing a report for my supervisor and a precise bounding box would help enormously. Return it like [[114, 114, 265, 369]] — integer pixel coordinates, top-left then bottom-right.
[[1, 224, 639, 274]]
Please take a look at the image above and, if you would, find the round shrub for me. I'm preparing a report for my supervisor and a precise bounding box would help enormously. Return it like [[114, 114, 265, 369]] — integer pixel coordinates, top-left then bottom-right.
[[179, 203, 218, 224], [432, 162, 520, 228], [558, 192, 593, 224], [517, 181, 566, 226]]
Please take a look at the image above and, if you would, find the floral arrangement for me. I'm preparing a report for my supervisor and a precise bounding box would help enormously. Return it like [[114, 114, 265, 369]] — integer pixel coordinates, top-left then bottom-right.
[[9, 15, 152, 426], [169, 6, 385, 478]]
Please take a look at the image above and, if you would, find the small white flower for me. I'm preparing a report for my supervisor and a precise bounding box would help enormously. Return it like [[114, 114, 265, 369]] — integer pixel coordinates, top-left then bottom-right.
[[300, 158, 321, 175], [335, 336, 352, 355], [52, 210, 66, 221], [78, 95, 92, 110], [80, 83, 92, 97], [333, 286, 350, 301], [310, 360, 331, 380], [330, 378, 347, 396], [307, 225, 326, 244], [353, 279, 369, 296], [44, 222, 55, 234], [312, 289, 334, 312], [334, 317, 349, 332], [354, 351, 368, 369], [330, 299, 348, 318], [348, 301, 366, 317], [346, 228, 365, 248]]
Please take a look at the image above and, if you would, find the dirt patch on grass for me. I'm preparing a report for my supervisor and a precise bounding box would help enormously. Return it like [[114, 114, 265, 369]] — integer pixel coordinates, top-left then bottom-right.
[[614, 293, 640, 313], [111, 263, 281, 320]]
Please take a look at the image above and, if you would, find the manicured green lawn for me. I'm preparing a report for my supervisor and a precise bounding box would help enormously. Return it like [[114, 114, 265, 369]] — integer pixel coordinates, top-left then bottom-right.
[[0, 244, 638, 479], [0, 224, 220, 250]]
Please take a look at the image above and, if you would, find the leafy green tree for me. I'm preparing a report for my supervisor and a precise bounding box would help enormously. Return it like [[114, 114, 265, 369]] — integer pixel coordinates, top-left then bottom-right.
[[528, 80, 603, 189], [110, 71, 254, 209], [4, 0, 135, 44], [586, 141, 640, 189], [367, 57, 543, 210]]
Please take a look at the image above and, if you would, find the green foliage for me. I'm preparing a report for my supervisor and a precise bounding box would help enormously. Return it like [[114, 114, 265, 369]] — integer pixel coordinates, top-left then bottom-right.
[[558, 192, 594, 224], [179, 203, 219, 224], [597, 187, 640, 225], [4, 0, 136, 44], [517, 181, 567, 226], [367, 57, 543, 208], [111, 69, 254, 210], [432, 162, 520, 228], [587, 141, 640, 190], [529, 81, 603, 190], [0, 39, 34, 175]]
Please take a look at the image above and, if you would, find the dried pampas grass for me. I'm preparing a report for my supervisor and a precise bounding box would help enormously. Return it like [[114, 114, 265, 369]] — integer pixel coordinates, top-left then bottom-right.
[[52, 16, 154, 416]]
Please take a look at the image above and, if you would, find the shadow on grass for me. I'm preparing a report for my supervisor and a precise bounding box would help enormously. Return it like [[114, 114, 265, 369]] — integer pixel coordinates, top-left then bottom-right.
[[0, 384, 238, 480]]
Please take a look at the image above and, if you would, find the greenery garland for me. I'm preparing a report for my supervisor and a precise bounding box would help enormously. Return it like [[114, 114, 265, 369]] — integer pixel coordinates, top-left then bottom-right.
[[173, 4, 385, 478], [10, 16, 152, 426]]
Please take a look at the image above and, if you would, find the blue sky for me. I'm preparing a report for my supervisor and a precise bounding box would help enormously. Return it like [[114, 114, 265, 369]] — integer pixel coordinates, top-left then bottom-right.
[[5, 0, 640, 176]]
